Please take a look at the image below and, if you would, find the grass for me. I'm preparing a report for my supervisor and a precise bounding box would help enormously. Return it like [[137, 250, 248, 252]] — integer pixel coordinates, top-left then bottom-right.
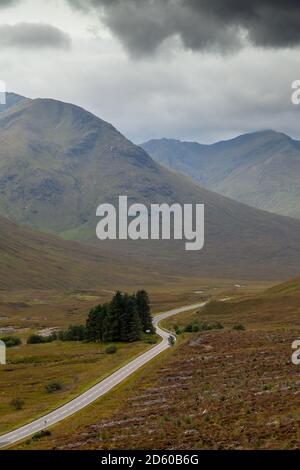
[[19, 326, 300, 450], [0, 337, 157, 434], [13, 277, 300, 450], [0, 278, 277, 447], [1, 279, 247, 437], [0, 278, 267, 331], [14, 345, 175, 450]]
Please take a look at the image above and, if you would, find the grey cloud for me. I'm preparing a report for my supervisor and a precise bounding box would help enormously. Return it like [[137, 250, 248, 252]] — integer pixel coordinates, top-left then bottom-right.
[[67, 0, 300, 56], [0, 0, 20, 7], [0, 22, 71, 49]]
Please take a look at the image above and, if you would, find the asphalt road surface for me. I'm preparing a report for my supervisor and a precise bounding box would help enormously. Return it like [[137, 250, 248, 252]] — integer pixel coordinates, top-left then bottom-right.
[[0, 302, 206, 448]]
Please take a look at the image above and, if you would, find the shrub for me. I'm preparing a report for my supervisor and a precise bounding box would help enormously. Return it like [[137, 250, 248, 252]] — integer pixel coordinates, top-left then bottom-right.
[[184, 321, 224, 333], [145, 338, 157, 344], [45, 381, 63, 393], [199, 321, 224, 331], [1, 336, 21, 347], [263, 383, 273, 391], [32, 430, 51, 441], [27, 334, 45, 344], [10, 398, 25, 410], [233, 323, 245, 331], [44, 333, 57, 343], [184, 323, 194, 333], [58, 325, 86, 342], [105, 345, 117, 354], [27, 334, 57, 344]]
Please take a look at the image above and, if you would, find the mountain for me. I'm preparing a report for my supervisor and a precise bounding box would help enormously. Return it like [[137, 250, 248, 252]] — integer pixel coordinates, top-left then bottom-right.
[[142, 131, 300, 219], [0, 92, 28, 113], [0, 97, 177, 235], [1, 99, 300, 280]]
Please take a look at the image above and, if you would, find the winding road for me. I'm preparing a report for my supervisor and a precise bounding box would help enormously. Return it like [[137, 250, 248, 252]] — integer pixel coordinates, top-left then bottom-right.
[[0, 302, 206, 449]]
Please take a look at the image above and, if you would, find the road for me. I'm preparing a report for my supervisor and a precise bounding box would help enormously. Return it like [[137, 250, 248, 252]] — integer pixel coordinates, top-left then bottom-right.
[[0, 301, 206, 448]]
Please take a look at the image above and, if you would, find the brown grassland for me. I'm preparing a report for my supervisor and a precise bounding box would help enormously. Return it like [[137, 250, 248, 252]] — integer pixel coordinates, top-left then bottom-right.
[[11, 276, 300, 450], [0, 278, 264, 437], [0, 340, 157, 434]]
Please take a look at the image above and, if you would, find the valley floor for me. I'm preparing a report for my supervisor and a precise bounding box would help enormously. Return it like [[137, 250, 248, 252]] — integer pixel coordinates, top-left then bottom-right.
[[0, 339, 157, 435], [3, 277, 297, 450], [20, 327, 299, 450], [11, 278, 300, 450]]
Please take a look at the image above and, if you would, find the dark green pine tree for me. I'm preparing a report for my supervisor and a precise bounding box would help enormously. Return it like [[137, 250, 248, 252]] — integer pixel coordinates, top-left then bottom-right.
[[103, 291, 123, 342], [135, 290, 154, 334], [126, 295, 142, 342], [119, 294, 130, 342], [86, 305, 101, 342], [86, 304, 108, 342], [95, 304, 108, 341]]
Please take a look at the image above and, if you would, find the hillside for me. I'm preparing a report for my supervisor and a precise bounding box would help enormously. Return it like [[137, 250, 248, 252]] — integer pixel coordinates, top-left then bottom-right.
[[198, 276, 300, 329], [0, 215, 159, 290], [142, 131, 300, 219], [1, 99, 300, 279]]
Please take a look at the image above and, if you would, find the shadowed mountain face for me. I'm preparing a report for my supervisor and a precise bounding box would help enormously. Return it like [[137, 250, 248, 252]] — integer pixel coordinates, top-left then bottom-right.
[[142, 131, 300, 219], [1, 99, 300, 280]]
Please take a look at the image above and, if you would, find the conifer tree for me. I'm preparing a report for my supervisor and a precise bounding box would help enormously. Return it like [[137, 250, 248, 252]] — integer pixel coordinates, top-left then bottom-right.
[[86, 304, 108, 342], [86, 307, 98, 342], [103, 291, 123, 342], [136, 290, 154, 333], [85, 290, 153, 344], [126, 295, 142, 342], [119, 293, 130, 342]]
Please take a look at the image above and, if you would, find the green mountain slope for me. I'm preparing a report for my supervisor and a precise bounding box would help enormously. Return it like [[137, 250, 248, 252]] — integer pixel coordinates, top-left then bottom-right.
[[142, 131, 300, 219], [1, 99, 300, 280]]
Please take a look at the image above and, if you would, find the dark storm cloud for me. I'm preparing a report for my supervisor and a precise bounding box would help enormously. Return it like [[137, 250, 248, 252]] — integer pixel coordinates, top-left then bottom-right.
[[67, 0, 300, 56], [0, 23, 71, 49], [187, 0, 300, 48]]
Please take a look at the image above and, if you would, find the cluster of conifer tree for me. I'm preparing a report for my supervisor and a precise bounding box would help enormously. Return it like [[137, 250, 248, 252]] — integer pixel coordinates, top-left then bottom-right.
[[86, 290, 155, 343]]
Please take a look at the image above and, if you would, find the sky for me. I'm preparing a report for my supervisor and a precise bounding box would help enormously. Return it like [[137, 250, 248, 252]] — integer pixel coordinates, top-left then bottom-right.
[[0, 0, 300, 144]]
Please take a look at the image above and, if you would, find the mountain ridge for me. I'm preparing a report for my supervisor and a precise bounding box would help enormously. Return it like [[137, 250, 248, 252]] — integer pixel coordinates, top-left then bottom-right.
[[142, 130, 300, 219]]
